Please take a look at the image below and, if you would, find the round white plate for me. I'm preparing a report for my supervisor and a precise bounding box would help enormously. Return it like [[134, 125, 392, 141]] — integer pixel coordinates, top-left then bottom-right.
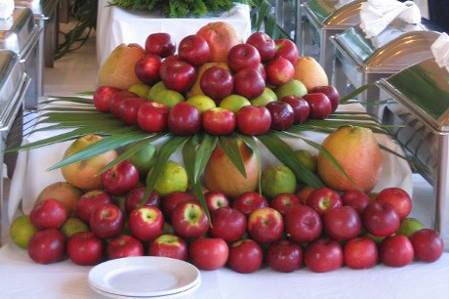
[[88, 257, 201, 297]]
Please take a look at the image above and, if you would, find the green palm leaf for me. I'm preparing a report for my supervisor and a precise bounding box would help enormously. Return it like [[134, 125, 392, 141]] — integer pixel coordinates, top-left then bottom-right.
[[193, 134, 218, 184], [238, 134, 262, 193], [218, 135, 247, 178]]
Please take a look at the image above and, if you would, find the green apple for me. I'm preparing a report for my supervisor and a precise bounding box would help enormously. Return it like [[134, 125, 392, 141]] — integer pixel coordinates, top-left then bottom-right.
[[129, 142, 156, 175], [187, 95, 216, 112], [251, 87, 277, 106], [220, 95, 251, 112], [153, 89, 184, 108], [148, 81, 166, 100], [261, 165, 296, 199], [61, 217, 89, 238], [295, 150, 317, 172], [129, 83, 151, 99], [276, 80, 307, 99], [9, 215, 37, 249], [398, 218, 424, 237]]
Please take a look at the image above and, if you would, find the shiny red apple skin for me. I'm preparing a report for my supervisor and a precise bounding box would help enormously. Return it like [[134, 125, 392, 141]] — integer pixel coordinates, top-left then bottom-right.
[[228, 239, 263, 273], [135, 54, 161, 84], [190, 238, 229, 270], [162, 192, 197, 217], [200, 66, 234, 102], [67, 232, 103, 265], [126, 187, 160, 214], [234, 68, 265, 99], [149, 234, 188, 260], [205, 191, 229, 212], [137, 101, 169, 133], [380, 235, 414, 267], [363, 202, 400, 237], [342, 190, 370, 214], [266, 101, 295, 130], [304, 239, 343, 273], [28, 229, 65, 264], [310, 85, 340, 112], [211, 207, 247, 242], [281, 96, 310, 124], [101, 161, 140, 195], [307, 187, 342, 215], [160, 60, 196, 92], [376, 188, 412, 220], [94, 86, 120, 112], [128, 207, 164, 241], [119, 97, 146, 125], [237, 106, 272, 136], [303, 93, 333, 119], [285, 205, 322, 243], [266, 56, 295, 86], [76, 190, 112, 223], [247, 32, 276, 62], [410, 229, 444, 262], [110, 90, 135, 118], [233, 192, 269, 216], [324, 206, 362, 241], [171, 202, 209, 239], [90, 203, 124, 239], [270, 193, 300, 215], [256, 63, 267, 80], [275, 39, 300, 64], [168, 102, 201, 135], [344, 237, 378, 269], [203, 108, 236, 135], [228, 44, 261, 72], [107, 235, 144, 259], [248, 207, 284, 244], [267, 240, 302, 272], [178, 34, 211, 66], [30, 199, 67, 230], [145, 33, 175, 57]]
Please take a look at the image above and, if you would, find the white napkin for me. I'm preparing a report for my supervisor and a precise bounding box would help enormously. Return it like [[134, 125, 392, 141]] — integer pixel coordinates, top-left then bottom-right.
[[0, 0, 14, 19], [431, 33, 449, 74], [360, 0, 421, 39]]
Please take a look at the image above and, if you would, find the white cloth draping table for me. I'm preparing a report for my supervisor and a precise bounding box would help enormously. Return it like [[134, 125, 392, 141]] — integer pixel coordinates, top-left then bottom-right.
[[96, 1, 252, 67]]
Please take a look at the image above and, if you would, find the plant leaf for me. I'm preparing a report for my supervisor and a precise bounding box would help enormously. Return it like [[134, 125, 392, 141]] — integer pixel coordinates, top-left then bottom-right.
[[238, 134, 262, 193], [340, 84, 371, 103], [193, 134, 218, 183], [182, 136, 199, 186], [218, 135, 246, 178], [192, 180, 211, 225]]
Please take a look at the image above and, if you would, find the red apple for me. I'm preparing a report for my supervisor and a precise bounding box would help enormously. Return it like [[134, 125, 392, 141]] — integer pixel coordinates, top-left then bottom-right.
[[376, 188, 412, 220], [76, 190, 112, 223], [275, 39, 299, 64], [303, 93, 332, 119], [248, 207, 284, 243], [281, 96, 310, 124], [160, 60, 196, 92], [178, 34, 211, 66], [310, 85, 340, 112], [234, 68, 265, 99], [28, 229, 65, 264], [126, 187, 160, 214], [342, 190, 370, 214], [145, 33, 175, 57], [233, 192, 269, 216], [285, 205, 322, 243], [30, 199, 67, 230], [205, 191, 229, 212], [129, 207, 164, 241], [247, 32, 276, 62], [101, 161, 139, 195], [344, 237, 378, 269], [94, 86, 120, 112], [307, 187, 342, 215], [200, 66, 234, 102], [266, 56, 295, 86], [190, 238, 229, 270], [228, 44, 261, 72], [304, 239, 343, 272], [228, 239, 263, 273], [119, 97, 145, 125], [380, 235, 414, 267], [256, 63, 267, 80], [270, 193, 300, 215], [363, 202, 400, 237], [297, 186, 315, 204], [324, 206, 361, 241], [137, 101, 169, 133], [90, 203, 124, 239], [237, 106, 272, 136], [410, 229, 444, 263], [162, 192, 197, 217], [110, 90, 135, 118], [267, 240, 302, 272], [171, 202, 209, 238], [135, 54, 161, 84], [210, 207, 246, 242], [266, 101, 295, 130], [149, 234, 188, 260], [107, 235, 144, 259], [67, 232, 103, 265], [203, 108, 236, 135], [168, 102, 201, 135]]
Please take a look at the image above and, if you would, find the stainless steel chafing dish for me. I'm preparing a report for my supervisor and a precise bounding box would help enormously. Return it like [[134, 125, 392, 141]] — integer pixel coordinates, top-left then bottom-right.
[[0, 50, 30, 242], [331, 20, 439, 118], [377, 58, 449, 250], [301, 0, 364, 81], [0, 7, 41, 110]]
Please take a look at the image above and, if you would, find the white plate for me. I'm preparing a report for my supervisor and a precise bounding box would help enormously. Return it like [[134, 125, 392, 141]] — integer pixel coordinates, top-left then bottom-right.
[[88, 257, 201, 297]]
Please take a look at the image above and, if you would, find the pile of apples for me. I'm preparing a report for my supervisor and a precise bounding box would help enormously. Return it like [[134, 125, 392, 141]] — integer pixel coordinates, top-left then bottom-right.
[[18, 158, 444, 273]]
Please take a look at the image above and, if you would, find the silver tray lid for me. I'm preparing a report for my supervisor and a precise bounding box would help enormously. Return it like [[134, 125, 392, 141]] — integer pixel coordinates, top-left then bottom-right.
[[15, 0, 59, 20], [0, 7, 36, 57], [0, 50, 24, 131], [333, 20, 439, 72], [377, 58, 449, 132], [304, 0, 364, 29]]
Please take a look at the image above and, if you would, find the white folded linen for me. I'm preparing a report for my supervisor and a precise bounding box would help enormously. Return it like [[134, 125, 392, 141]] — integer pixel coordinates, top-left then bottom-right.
[[0, 0, 13, 19], [431, 32, 449, 74]]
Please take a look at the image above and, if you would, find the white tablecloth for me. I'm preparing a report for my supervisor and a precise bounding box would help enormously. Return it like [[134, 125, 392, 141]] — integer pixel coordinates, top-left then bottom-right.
[[96, 1, 252, 67]]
